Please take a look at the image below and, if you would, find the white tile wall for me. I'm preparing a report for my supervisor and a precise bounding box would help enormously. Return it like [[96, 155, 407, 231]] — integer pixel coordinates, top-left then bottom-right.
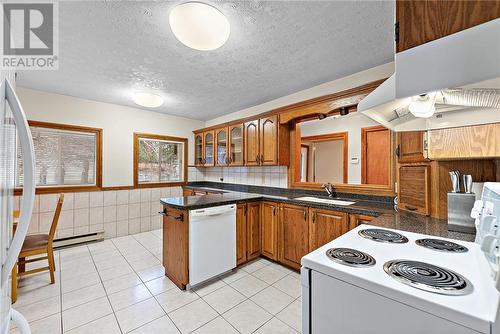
[[21, 166, 286, 241], [17, 186, 182, 240], [188, 166, 289, 188]]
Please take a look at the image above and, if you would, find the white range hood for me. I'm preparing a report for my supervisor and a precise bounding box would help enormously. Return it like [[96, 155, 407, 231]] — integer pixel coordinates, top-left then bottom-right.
[[359, 18, 500, 131]]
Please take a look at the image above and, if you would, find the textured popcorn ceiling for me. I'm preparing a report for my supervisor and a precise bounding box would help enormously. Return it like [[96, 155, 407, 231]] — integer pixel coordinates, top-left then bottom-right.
[[18, 1, 394, 120]]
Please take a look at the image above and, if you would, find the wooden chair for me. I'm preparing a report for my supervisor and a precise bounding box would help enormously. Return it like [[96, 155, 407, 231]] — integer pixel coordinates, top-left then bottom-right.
[[11, 194, 64, 303]]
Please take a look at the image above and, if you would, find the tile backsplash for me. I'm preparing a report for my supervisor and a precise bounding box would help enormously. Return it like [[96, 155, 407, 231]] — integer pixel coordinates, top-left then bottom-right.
[[14, 167, 289, 241], [188, 166, 288, 188], [14, 186, 183, 240]]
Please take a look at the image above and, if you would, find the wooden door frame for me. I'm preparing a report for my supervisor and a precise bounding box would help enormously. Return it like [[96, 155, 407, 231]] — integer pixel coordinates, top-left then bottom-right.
[[300, 144, 310, 182], [289, 120, 396, 196], [296, 132, 348, 184], [361, 125, 391, 185]]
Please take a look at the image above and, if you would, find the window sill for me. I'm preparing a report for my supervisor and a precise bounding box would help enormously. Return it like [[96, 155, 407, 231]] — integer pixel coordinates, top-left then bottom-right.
[[134, 181, 187, 188], [14, 185, 102, 196]]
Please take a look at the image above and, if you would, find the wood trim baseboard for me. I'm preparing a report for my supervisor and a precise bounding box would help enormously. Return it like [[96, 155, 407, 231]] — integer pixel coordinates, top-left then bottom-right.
[[14, 182, 186, 196]]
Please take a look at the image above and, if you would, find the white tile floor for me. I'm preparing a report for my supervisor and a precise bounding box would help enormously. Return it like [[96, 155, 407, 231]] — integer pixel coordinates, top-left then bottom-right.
[[11, 230, 302, 333]]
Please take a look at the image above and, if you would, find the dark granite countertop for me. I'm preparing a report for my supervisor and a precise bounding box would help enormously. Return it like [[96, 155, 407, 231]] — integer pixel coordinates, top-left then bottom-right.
[[160, 184, 475, 242]]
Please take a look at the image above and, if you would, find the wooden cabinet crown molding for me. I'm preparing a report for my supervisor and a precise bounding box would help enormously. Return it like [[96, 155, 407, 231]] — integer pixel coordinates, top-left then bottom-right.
[[193, 79, 386, 134]]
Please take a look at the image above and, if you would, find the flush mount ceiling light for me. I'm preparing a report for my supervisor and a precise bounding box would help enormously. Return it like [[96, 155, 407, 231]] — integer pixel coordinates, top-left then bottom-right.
[[408, 93, 437, 118], [132, 92, 164, 108], [169, 2, 230, 51]]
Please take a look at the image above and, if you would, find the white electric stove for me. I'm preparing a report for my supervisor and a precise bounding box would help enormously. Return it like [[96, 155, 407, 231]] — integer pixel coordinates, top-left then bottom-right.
[[301, 224, 500, 334]]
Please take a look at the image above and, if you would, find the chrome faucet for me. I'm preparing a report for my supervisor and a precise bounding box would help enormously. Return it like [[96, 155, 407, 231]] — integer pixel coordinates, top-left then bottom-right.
[[321, 183, 334, 197]]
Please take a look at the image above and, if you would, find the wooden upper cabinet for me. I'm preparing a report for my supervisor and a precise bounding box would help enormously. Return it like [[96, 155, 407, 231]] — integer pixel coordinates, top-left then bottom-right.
[[309, 208, 348, 252], [229, 124, 244, 166], [194, 133, 204, 166], [397, 131, 427, 163], [261, 202, 279, 260], [279, 204, 309, 270], [204, 131, 215, 167], [215, 128, 228, 166], [427, 123, 500, 160], [259, 115, 278, 165], [247, 202, 261, 260], [236, 204, 247, 265], [396, 0, 500, 52], [398, 165, 430, 215], [244, 120, 260, 166]]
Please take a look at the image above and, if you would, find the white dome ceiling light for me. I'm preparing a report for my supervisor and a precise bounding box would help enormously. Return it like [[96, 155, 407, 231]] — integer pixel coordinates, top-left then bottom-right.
[[408, 93, 437, 118], [132, 92, 164, 108], [169, 2, 230, 51]]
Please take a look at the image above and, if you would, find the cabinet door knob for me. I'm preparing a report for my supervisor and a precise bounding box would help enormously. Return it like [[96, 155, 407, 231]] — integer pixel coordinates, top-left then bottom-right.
[[256, 154, 260, 164], [303, 211, 307, 221], [260, 154, 264, 164]]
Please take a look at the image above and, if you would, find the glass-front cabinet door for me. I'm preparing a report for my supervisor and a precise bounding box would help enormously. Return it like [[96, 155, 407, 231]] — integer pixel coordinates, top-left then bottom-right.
[[229, 124, 244, 166], [204, 131, 215, 166], [216, 128, 228, 166], [194, 133, 203, 166]]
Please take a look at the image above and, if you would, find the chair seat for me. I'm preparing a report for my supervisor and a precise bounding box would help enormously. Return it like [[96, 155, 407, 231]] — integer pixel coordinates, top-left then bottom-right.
[[21, 234, 49, 252]]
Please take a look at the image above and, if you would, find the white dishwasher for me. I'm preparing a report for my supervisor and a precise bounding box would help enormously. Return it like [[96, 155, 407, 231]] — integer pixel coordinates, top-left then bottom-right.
[[189, 204, 236, 287]]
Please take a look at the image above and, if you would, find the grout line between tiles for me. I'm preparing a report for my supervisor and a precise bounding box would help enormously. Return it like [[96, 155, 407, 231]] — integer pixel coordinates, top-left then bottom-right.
[[110, 233, 176, 334], [86, 243, 124, 334]]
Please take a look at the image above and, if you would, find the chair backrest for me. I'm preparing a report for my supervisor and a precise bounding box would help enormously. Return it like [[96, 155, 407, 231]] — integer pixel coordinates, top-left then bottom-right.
[[49, 194, 64, 242]]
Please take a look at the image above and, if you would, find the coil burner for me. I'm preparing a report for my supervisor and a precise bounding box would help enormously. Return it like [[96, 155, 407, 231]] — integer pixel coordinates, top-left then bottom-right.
[[358, 229, 409, 244], [415, 238, 468, 253], [326, 248, 376, 267], [383, 260, 473, 295]]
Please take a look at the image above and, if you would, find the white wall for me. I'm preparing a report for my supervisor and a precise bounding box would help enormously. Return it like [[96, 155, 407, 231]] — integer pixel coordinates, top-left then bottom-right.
[[300, 113, 380, 184], [205, 62, 394, 126], [16, 87, 204, 187]]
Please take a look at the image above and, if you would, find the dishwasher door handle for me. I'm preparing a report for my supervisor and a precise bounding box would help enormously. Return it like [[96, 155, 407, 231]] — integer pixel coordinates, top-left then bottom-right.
[[205, 212, 230, 217]]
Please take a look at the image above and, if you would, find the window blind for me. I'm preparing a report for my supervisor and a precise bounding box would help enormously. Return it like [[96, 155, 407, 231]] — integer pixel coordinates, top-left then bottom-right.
[[17, 126, 97, 187]]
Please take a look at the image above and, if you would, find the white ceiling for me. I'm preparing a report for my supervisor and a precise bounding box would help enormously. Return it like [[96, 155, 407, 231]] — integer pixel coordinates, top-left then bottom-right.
[[18, 1, 395, 121]]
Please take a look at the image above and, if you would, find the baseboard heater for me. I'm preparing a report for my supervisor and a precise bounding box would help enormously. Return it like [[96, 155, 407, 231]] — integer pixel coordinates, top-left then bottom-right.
[[53, 231, 105, 249]]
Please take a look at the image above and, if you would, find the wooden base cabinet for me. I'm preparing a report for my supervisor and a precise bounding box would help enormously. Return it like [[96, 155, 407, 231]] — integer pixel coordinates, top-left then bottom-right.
[[246, 202, 261, 261], [279, 204, 309, 270], [261, 202, 279, 260], [162, 207, 188, 289], [349, 214, 375, 230], [236, 204, 247, 265], [308, 208, 349, 252]]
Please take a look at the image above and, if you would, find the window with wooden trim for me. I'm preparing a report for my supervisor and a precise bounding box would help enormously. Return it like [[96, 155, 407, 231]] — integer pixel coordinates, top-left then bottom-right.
[[134, 133, 187, 187], [16, 121, 102, 190]]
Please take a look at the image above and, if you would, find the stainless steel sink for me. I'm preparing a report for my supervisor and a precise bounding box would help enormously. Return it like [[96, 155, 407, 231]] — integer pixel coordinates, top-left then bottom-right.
[[295, 196, 355, 206]]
